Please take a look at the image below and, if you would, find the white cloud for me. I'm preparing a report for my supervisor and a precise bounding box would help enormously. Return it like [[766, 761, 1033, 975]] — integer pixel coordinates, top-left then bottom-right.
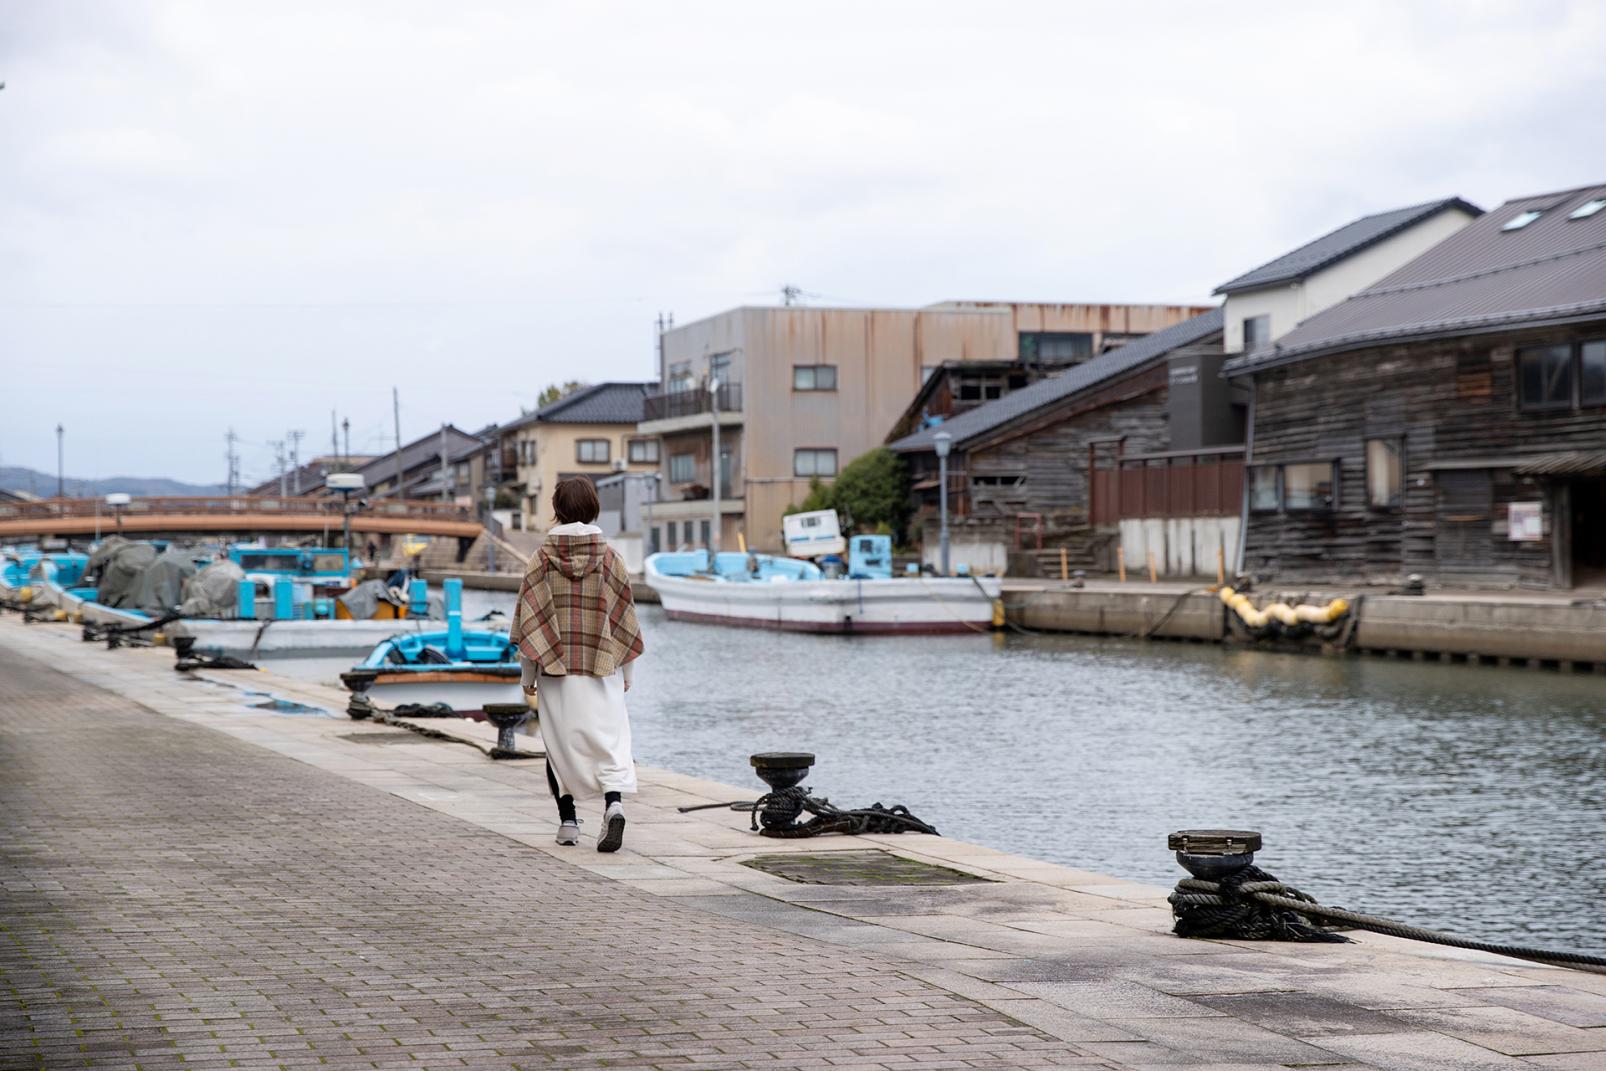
[[1, 0, 1603, 481]]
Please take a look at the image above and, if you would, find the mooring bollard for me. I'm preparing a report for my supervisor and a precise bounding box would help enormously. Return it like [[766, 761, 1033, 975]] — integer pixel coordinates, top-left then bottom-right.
[[1168, 828, 1262, 881], [750, 752, 816, 831], [483, 702, 533, 759]]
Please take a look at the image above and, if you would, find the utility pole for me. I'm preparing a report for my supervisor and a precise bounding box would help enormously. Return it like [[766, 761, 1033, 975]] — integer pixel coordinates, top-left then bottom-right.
[[270, 440, 287, 496], [287, 429, 304, 494], [342, 417, 351, 468], [330, 410, 340, 469], [224, 429, 240, 495], [438, 424, 451, 503], [392, 387, 404, 497], [782, 285, 801, 307], [55, 424, 64, 498], [709, 379, 721, 561]]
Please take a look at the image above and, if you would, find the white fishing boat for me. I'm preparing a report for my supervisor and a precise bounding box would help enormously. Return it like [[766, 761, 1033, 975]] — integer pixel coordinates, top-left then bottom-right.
[[644, 541, 1001, 635]]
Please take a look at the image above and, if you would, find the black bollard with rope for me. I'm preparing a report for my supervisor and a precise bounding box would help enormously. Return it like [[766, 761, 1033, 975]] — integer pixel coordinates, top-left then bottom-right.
[[1167, 829, 1606, 974]]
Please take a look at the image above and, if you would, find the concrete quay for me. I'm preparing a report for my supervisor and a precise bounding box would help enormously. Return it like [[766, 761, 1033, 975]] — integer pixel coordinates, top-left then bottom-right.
[[1003, 580, 1606, 668], [4, 617, 1606, 1070]]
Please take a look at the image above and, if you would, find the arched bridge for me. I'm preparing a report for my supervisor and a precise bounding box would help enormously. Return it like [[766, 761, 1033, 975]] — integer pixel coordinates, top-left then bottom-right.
[[0, 495, 485, 540]]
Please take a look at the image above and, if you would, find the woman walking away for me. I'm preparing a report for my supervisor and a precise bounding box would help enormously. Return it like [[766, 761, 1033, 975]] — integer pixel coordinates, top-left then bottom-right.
[[511, 477, 645, 852]]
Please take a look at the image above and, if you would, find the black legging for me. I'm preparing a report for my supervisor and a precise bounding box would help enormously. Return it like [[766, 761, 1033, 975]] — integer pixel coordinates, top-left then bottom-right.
[[546, 759, 618, 823]]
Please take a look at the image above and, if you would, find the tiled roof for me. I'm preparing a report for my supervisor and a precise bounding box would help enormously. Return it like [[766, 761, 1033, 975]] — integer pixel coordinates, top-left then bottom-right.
[[1213, 198, 1481, 295], [506, 382, 653, 429], [1224, 183, 1606, 375], [889, 308, 1224, 453]]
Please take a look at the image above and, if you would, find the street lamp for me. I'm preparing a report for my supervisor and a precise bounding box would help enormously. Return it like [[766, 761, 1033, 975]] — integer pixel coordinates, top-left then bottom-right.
[[708, 375, 722, 564], [105, 492, 130, 534], [932, 431, 952, 577], [483, 484, 497, 572], [327, 473, 366, 563]]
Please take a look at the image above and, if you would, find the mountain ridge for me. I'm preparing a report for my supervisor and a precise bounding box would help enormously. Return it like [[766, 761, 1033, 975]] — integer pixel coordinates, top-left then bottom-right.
[[0, 466, 228, 498]]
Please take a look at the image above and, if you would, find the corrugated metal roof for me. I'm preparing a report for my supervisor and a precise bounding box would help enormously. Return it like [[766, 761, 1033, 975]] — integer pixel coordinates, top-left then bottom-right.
[[889, 308, 1223, 453], [1225, 183, 1606, 376], [1212, 197, 1481, 296]]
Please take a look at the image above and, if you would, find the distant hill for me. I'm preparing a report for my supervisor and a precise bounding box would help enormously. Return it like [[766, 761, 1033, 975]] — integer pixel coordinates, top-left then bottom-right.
[[0, 466, 227, 498]]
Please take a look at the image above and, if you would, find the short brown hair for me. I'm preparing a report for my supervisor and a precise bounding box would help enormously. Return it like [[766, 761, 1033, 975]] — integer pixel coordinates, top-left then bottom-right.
[[552, 476, 600, 525]]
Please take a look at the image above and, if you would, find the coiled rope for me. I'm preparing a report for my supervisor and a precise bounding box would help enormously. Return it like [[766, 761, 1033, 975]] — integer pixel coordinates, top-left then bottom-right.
[[1171, 865, 1606, 974]]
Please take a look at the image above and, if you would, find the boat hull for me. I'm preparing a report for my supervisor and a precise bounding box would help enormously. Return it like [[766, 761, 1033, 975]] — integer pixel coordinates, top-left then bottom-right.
[[169, 619, 447, 659], [648, 572, 1002, 635]]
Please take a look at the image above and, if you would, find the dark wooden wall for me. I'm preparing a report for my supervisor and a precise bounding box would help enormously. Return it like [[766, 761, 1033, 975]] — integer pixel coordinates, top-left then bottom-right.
[[1243, 325, 1606, 588]]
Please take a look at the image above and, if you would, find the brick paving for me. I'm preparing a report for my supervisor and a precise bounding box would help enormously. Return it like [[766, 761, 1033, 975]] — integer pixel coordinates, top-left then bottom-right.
[[0, 647, 1118, 1070]]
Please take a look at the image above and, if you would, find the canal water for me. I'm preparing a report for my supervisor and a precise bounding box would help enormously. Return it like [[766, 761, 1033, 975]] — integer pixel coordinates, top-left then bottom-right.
[[281, 597, 1606, 955]]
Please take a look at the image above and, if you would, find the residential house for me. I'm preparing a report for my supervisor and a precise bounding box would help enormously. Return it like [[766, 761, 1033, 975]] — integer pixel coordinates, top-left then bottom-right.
[[889, 310, 1228, 574], [636, 301, 1209, 554], [244, 455, 377, 497], [1226, 182, 1606, 590], [500, 382, 658, 533], [344, 425, 487, 502]]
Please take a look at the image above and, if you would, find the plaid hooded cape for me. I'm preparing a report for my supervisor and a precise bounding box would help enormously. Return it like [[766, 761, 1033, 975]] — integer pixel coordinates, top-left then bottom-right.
[[511, 531, 644, 677]]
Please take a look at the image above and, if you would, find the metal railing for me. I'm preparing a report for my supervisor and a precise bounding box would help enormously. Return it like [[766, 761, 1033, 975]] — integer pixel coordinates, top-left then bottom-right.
[[643, 382, 743, 422], [0, 494, 473, 521]]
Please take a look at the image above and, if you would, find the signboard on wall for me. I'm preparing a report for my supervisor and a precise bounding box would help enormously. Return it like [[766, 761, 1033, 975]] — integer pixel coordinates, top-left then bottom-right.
[[1507, 501, 1543, 542]]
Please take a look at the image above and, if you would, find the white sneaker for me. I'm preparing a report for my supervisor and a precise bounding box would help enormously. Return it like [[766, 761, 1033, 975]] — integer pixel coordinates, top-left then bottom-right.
[[597, 802, 626, 853], [555, 819, 581, 846]]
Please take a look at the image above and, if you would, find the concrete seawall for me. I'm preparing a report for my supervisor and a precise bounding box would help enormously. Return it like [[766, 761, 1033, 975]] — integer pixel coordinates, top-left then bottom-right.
[[1005, 581, 1606, 667]]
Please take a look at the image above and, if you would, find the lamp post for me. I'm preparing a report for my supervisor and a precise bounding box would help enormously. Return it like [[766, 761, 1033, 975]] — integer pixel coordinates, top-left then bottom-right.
[[709, 376, 721, 563], [933, 431, 952, 577], [483, 484, 497, 573], [105, 492, 130, 534], [327, 473, 366, 562], [55, 424, 64, 500]]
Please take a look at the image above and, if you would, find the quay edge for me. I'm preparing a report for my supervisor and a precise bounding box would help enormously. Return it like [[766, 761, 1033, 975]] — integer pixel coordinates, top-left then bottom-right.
[[1004, 581, 1606, 666]]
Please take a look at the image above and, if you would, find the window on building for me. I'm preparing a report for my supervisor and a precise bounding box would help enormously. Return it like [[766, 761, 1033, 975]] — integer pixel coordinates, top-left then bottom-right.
[[669, 362, 693, 392], [1570, 198, 1606, 221], [1502, 209, 1542, 231], [700, 520, 711, 546], [665, 521, 677, 547], [575, 439, 610, 463], [1580, 341, 1606, 406], [1242, 315, 1271, 351], [1517, 344, 1574, 409], [1284, 462, 1337, 511], [627, 438, 660, 463], [793, 364, 837, 391], [669, 453, 696, 483], [1019, 332, 1093, 364], [1249, 466, 1280, 512], [793, 448, 838, 477], [709, 352, 733, 386], [1366, 439, 1404, 509]]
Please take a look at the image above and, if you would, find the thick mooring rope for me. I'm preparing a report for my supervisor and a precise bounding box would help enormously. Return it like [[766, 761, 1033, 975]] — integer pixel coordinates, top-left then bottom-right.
[[1171, 866, 1606, 974]]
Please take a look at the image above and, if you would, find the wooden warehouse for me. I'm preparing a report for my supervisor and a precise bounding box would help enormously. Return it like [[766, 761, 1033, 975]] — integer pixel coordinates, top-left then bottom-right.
[[1226, 182, 1606, 590]]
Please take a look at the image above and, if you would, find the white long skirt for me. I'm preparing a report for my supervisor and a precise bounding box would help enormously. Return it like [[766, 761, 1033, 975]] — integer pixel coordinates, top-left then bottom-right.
[[537, 671, 637, 802]]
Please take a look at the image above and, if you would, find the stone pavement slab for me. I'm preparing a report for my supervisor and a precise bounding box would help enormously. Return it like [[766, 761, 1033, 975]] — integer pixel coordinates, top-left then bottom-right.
[[4, 615, 1605, 1069]]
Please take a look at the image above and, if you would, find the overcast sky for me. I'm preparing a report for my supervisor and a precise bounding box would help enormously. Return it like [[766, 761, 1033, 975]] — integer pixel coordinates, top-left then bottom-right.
[[3, 1, 1604, 485]]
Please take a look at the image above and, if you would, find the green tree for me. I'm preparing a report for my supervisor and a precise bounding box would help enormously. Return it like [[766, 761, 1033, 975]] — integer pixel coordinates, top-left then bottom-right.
[[784, 448, 911, 539], [538, 380, 587, 407]]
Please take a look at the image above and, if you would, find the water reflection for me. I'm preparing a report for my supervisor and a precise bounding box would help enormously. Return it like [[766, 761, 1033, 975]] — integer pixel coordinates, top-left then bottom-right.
[[262, 595, 1605, 953]]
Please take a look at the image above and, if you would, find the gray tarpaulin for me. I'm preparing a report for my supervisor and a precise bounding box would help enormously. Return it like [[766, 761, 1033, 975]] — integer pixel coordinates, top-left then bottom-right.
[[89, 538, 159, 608], [131, 545, 199, 614], [180, 559, 246, 618], [337, 578, 442, 620]]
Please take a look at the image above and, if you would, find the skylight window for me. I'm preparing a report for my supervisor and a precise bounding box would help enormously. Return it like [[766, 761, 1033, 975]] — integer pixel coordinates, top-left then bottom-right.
[[1502, 210, 1542, 231], [1569, 198, 1606, 220]]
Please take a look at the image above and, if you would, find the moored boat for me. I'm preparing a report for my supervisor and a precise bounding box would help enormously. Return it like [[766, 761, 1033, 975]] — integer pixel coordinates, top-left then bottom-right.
[[340, 627, 529, 718], [644, 546, 1001, 634]]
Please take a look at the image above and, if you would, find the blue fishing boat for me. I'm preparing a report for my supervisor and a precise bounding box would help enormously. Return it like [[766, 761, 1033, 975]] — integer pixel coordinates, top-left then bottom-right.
[[645, 528, 1002, 634], [340, 628, 527, 716]]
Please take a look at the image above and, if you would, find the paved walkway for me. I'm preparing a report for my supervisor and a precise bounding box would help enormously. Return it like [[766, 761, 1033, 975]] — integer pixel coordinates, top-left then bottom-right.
[[3, 616, 1605, 1070], [0, 646, 1109, 1070]]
